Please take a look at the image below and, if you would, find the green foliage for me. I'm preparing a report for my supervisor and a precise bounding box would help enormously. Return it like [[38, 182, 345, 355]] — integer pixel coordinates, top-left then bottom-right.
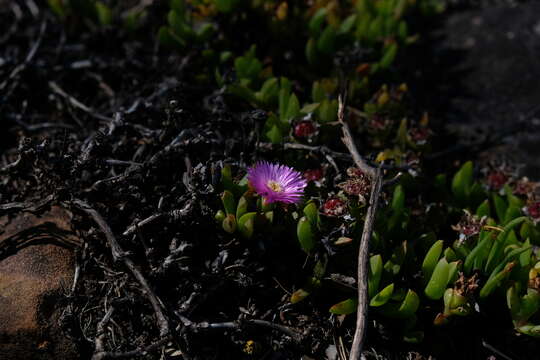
[[327, 161, 540, 339], [158, 0, 215, 49], [47, 0, 113, 26], [297, 217, 315, 253]]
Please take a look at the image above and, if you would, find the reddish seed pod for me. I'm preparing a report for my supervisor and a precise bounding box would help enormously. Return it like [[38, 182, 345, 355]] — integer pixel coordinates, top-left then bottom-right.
[[527, 202, 540, 219], [486, 171, 508, 190], [304, 168, 324, 182], [323, 198, 346, 217], [294, 121, 316, 138]]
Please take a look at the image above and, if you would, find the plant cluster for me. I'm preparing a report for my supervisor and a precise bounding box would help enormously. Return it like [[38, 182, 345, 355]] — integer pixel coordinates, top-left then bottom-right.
[[35, 0, 540, 357]]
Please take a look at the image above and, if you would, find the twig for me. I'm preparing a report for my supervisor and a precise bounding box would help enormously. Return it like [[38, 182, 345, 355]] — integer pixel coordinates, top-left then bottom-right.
[[92, 337, 172, 360], [48, 81, 113, 122], [89, 128, 191, 189], [93, 306, 115, 358], [350, 167, 382, 360], [338, 96, 376, 179], [257, 141, 409, 172], [72, 199, 170, 338], [122, 201, 193, 237], [481, 340, 514, 360], [71, 242, 88, 293], [123, 213, 165, 237], [0, 20, 46, 92], [337, 95, 384, 360], [0, 194, 54, 214], [178, 316, 303, 343], [104, 159, 143, 167]]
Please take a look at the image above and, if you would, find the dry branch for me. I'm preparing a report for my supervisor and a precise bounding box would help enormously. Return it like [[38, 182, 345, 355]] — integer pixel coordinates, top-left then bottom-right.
[[72, 199, 170, 338], [337, 95, 384, 360]]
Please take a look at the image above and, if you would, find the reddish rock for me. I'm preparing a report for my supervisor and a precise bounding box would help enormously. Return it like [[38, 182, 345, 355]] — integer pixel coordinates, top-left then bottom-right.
[[0, 206, 81, 360]]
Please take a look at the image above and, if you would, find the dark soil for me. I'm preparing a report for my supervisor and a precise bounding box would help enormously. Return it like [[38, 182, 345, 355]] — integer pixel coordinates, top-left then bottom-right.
[[0, 2, 332, 359]]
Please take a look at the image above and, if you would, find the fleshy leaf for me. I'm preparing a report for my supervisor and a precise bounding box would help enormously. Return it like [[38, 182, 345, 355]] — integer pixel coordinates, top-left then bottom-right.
[[297, 216, 315, 253]]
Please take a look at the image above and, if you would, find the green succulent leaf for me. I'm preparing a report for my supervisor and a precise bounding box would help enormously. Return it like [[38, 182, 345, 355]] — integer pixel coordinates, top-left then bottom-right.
[[517, 324, 540, 337], [451, 161, 473, 205], [238, 212, 257, 239], [391, 185, 405, 213], [214, 0, 240, 13], [317, 26, 337, 55], [479, 262, 515, 298], [48, 0, 68, 19], [266, 124, 282, 144], [444, 247, 457, 262], [285, 93, 300, 122], [516, 289, 540, 323], [309, 8, 327, 35], [507, 283, 521, 318], [95, 1, 112, 26], [313, 256, 328, 279], [317, 99, 338, 123], [236, 196, 248, 219], [290, 288, 310, 304], [300, 102, 320, 114], [222, 214, 237, 234], [368, 254, 383, 299], [221, 190, 236, 215], [493, 194, 508, 223], [329, 297, 358, 315], [505, 205, 522, 224], [215, 210, 226, 223], [380, 289, 420, 318], [297, 216, 315, 253], [370, 283, 395, 307], [235, 46, 262, 80], [476, 200, 490, 218], [380, 42, 398, 69], [384, 241, 407, 275], [305, 38, 318, 65], [422, 240, 443, 281], [303, 201, 320, 228], [339, 14, 358, 34], [464, 230, 492, 274], [424, 258, 450, 300], [170, 0, 184, 14]]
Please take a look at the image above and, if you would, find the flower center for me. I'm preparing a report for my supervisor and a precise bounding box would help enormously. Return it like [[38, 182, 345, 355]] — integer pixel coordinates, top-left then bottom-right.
[[267, 180, 282, 192]]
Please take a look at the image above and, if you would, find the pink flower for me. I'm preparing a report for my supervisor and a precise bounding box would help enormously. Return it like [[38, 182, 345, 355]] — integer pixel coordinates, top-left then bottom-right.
[[248, 161, 307, 204]]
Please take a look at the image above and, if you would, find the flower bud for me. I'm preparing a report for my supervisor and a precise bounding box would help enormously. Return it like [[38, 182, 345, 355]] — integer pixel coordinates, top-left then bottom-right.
[[323, 198, 346, 217], [294, 121, 316, 138]]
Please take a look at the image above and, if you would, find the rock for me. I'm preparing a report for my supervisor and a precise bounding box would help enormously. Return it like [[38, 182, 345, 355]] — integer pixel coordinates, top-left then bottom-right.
[[0, 206, 81, 360], [440, 2, 540, 177]]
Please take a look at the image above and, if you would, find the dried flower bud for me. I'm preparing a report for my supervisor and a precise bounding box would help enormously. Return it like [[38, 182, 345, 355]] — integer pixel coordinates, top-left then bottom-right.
[[525, 201, 540, 221], [304, 168, 324, 182], [454, 273, 479, 296], [514, 177, 539, 197], [452, 210, 487, 245], [346, 167, 364, 178], [294, 121, 316, 138], [486, 171, 508, 191], [338, 167, 371, 203], [323, 198, 346, 217], [408, 127, 431, 145], [367, 115, 391, 132]]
